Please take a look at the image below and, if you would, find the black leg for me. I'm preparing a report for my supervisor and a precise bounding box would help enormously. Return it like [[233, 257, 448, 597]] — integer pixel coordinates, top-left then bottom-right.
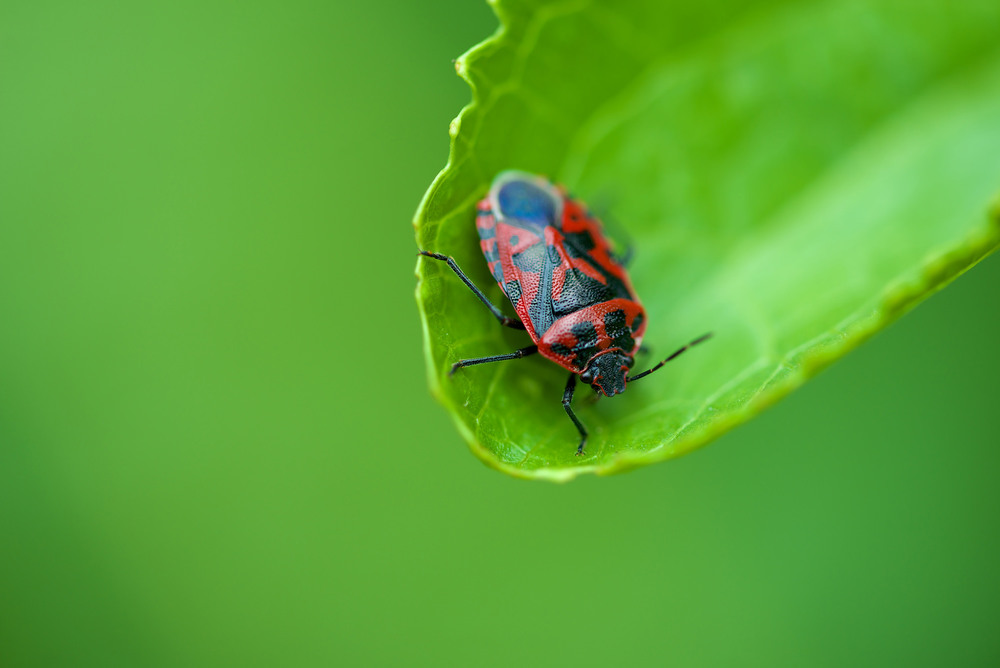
[[449, 345, 538, 377], [419, 251, 526, 330], [562, 372, 589, 456], [627, 333, 713, 383]]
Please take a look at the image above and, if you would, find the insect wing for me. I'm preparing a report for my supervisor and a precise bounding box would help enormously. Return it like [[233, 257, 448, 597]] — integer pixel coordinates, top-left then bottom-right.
[[488, 171, 565, 340]]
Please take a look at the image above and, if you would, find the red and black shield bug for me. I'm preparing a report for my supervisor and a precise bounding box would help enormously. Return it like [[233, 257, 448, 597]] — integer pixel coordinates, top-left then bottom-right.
[[420, 170, 711, 456]]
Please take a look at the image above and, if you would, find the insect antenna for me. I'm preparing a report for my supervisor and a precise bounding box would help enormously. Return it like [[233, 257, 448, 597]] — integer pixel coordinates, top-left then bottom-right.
[[627, 333, 713, 383]]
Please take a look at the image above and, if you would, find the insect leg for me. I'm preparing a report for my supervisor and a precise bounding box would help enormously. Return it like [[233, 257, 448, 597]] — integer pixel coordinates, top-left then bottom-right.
[[627, 333, 713, 382], [449, 345, 538, 377], [419, 251, 526, 330], [562, 372, 589, 456]]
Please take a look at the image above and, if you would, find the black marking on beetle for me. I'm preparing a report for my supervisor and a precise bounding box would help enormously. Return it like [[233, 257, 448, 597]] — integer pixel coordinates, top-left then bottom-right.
[[509, 234, 519, 247], [505, 279, 522, 308], [570, 322, 603, 369], [477, 224, 496, 239], [555, 268, 614, 317], [550, 342, 572, 359], [566, 229, 595, 251], [604, 308, 635, 351], [562, 237, 631, 302], [604, 308, 626, 336], [482, 245, 500, 264], [631, 312, 644, 334]]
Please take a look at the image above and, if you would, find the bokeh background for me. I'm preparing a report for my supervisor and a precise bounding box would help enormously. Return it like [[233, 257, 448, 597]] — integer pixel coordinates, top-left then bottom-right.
[[1, 1, 998, 665]]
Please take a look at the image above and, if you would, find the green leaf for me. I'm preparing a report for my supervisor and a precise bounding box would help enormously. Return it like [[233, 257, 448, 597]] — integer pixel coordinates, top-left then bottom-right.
[[414, 0, 1000, 481]]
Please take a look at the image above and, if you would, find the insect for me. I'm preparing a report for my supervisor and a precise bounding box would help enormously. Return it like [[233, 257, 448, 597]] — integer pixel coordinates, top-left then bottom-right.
[[420, 170, 711, 456]]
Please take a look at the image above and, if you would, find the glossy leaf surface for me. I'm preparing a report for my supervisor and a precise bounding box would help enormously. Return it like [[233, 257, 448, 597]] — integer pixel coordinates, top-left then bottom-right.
[[415, 0, 1000, 480]]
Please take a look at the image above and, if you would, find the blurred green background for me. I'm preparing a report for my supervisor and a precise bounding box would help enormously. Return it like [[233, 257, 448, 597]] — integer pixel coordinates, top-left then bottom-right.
[[1, 1, 998, 666]]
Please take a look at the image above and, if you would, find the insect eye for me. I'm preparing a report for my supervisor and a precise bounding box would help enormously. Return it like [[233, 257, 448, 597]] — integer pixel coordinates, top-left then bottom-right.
[[625, 357, 635, 369], [581, 369, 595, 383]]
